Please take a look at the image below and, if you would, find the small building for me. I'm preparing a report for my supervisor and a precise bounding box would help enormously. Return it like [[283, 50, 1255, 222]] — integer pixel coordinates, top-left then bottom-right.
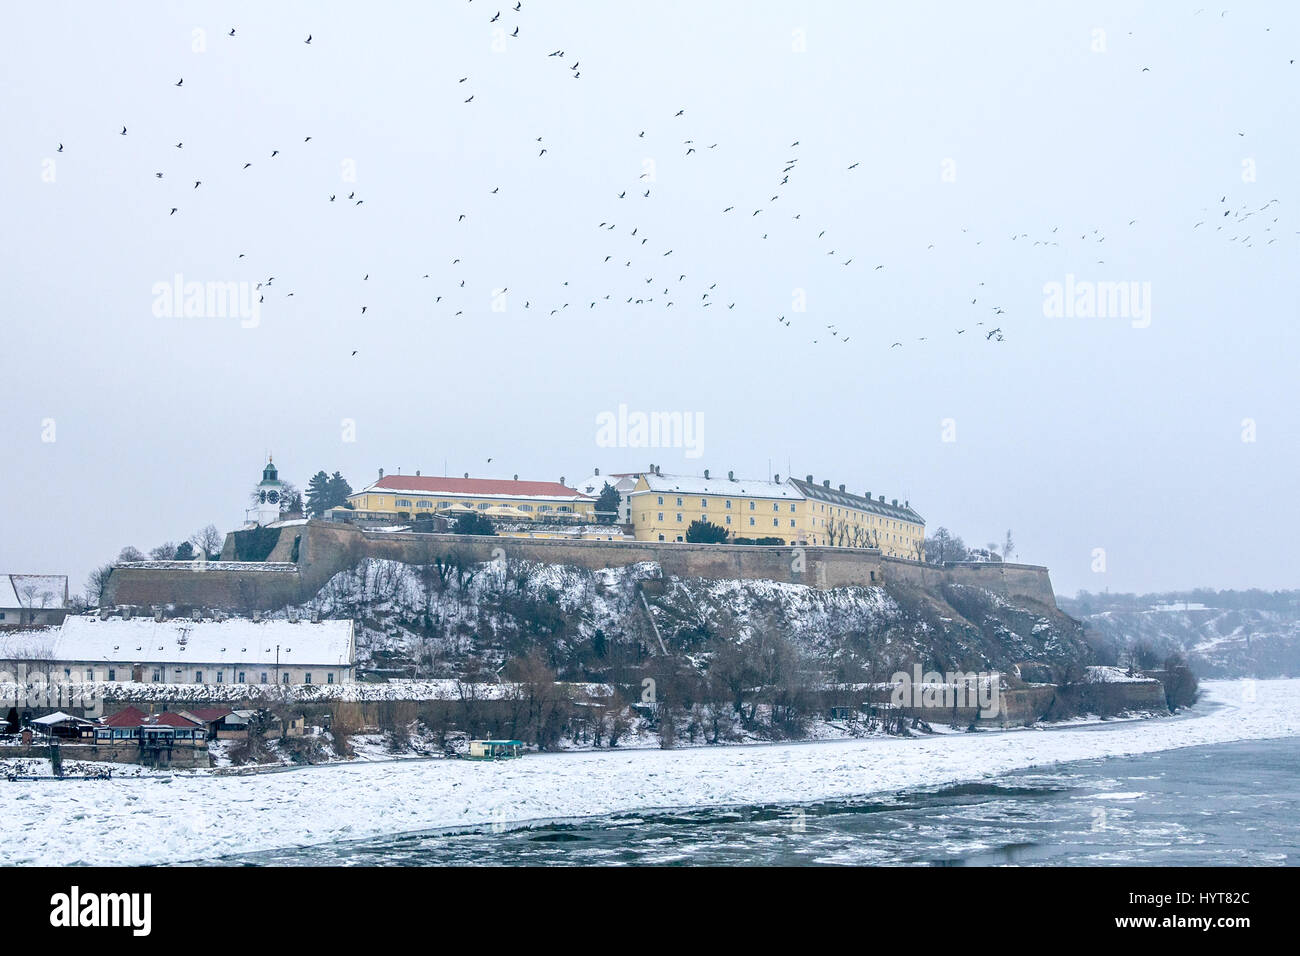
[[0, 573, 70, 628], [467, 739, 525, 760], [94, 708, 206, 748], [179, 708, 234, 739], [30, 711, 96, 740]]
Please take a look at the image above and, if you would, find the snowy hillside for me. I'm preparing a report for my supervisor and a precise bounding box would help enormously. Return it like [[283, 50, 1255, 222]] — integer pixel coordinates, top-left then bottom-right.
[[1061, 599, 1300, 678], [298, 556, 1097, 683]]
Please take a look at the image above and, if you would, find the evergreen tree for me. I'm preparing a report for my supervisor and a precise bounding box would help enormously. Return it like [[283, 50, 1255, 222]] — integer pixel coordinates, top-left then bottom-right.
[[327, 471, 353, 510], [685, 519, 729, 543], [452, 512, 497, 536], [305, 471, 332, 517], [595, 482, 622, 523]]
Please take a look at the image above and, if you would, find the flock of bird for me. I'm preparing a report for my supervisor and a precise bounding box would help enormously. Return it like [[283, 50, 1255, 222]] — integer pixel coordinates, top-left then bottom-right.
[[45, 5, 1294, 356]]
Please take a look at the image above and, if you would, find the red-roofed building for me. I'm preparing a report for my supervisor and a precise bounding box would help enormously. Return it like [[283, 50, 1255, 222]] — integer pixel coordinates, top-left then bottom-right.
[[101, 706, 148, 729], [95, 708, 205, 745], [338, 471, 596, 522]]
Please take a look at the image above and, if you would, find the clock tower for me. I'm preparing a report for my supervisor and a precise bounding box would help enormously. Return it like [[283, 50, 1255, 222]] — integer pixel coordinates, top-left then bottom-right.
[[249, 456, 285, 527]]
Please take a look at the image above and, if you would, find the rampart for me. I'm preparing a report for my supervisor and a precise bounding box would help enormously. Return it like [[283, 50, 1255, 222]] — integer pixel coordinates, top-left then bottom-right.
[[104, 520, 1058, 611]]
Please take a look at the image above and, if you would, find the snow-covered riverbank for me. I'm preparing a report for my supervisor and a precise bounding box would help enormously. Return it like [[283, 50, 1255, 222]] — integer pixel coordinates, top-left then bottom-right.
[[5, 679, 1297, 866]]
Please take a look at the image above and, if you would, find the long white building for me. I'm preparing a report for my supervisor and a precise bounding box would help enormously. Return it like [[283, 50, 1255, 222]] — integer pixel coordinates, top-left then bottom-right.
[[1, 615, 355, 687]]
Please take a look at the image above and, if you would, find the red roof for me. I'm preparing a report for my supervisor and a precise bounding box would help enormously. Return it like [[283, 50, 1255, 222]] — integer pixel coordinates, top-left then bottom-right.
[[149, 711, 204, 728], [102, 706, 148, 728], [101, 707, 203, 729], [365, 475, 592, 500], [189, 708, 232, 723]]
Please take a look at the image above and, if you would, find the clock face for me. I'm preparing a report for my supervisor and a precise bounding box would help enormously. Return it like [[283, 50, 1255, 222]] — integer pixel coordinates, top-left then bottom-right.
[[266, 490, 280, 505]]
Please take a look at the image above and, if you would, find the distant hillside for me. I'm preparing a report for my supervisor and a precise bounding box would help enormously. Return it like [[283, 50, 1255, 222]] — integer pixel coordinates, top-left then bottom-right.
[[1059, 590, 1300, 678]]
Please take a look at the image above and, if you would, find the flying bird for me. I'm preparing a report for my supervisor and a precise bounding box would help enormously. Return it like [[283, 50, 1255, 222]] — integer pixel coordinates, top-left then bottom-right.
[[304, 34, 312, 44]]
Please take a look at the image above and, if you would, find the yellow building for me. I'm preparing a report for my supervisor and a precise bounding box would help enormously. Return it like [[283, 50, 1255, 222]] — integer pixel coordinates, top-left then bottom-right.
[[628, 469, 924, 558], [787, 476, 925, 559], [340, 472, 597, 521], [629, 470, 806, 544]]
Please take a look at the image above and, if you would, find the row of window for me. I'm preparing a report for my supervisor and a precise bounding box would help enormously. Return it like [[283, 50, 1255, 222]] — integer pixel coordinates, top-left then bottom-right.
[[65, 667, 335, 685], [651, 512, 797, 528], [655, 495, 796, 513], [647, 497, 919, 530]]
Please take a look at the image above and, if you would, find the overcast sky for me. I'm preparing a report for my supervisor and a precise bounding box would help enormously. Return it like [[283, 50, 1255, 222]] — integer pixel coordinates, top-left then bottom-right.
[[2, 1, 1296, 600]]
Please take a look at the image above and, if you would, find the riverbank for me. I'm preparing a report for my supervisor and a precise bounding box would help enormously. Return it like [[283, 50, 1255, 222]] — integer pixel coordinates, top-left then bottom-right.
[[4, 679, 1295, 866]]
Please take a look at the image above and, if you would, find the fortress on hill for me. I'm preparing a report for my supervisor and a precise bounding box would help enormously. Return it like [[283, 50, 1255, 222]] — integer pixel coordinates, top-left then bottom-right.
[[103, 459, 1057, 611]]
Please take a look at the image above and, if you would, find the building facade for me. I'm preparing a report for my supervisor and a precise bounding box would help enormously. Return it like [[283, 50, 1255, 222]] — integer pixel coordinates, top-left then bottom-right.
[[338, 472, 597, 522], [787, 476, 925, 558], [3, 615, 356, 687], [629, 471, 805, 543], [627, 470, 925, 558]]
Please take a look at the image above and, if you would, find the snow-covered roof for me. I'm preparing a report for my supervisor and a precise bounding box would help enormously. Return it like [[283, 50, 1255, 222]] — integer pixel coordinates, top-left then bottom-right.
[[18, 616, 354, 668], [787, 477, 924, 523], [31, 711, 92, 727], [574, 473, 640, 497], [632, 473, 802, 499], [0, 574, 69, 609]]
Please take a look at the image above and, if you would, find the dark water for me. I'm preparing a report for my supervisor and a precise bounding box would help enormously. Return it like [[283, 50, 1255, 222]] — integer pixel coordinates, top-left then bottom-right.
[[217, 737, 1299, 866]]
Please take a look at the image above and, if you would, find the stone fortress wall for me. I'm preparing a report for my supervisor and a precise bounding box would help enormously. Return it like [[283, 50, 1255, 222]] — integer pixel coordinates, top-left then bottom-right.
[[105, 520, 1059, 611]]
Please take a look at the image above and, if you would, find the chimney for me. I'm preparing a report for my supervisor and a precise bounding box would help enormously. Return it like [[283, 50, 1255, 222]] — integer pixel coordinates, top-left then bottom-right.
[[774, 473, 780, 482], [865, 491, 870, 500], [823, 479, 831, 488], [416, 469, 421, 477], [904, 500, 909, 508], [728, 470, 735, 480], [378, 468, 384, 479], [595, 467, 600, 476], [560, 476, 565, 486], [839, 483, 845, 492], [703, 468, 710, 479], [464, 472, 469, 479], [878, 495, 885, 502], [892, 499, 898, 507], [513, 474, 518, 481], [806, 474, 813, 483]]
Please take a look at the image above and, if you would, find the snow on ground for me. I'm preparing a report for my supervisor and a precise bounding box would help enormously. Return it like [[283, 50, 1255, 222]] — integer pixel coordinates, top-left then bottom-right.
[[4, 679, 1297, 866]]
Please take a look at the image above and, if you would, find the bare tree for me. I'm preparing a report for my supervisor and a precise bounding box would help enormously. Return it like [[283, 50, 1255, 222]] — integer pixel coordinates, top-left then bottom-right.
[[191, 524, 225, 559], [85, 564, 114, 607], [1003, 530, 1015, 562]]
